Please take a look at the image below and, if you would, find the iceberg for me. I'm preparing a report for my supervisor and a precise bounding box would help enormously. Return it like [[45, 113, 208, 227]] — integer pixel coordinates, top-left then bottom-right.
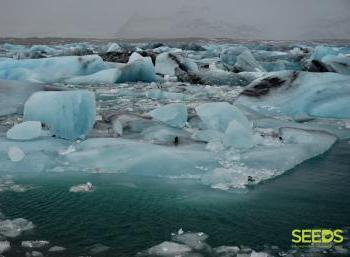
[[0, 55, 107, 83], [69, 182, 94, 192], [116, 53, 157, 83], [236, 71, 350, 120], [24, 90, 96, 140], [6, 121, 42, 141], [149, 103, 188, 128]]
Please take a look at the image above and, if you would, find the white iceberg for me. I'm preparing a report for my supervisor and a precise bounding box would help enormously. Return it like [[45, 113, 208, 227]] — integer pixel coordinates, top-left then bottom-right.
[[7, 146, 25, 162], [69, 182, 94, 193]]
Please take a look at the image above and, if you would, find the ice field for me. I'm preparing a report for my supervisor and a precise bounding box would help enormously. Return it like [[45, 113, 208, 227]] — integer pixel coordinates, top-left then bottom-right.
[[0, 39, 350, 256]]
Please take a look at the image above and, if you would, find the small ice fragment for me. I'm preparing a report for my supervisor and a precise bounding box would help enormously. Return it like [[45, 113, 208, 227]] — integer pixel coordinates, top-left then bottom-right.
[[69, 182, 94, 192], [178, 228, 184, 235], [48, 246, 66, 252], [88, 243, 110, 254], [8, 146, 25, 162], [139, 241, 192, 256], [30, 251, 43, 257], [6, 121, 42, 141], [21, 240, 50, 248], [0, 241, 10, 254]]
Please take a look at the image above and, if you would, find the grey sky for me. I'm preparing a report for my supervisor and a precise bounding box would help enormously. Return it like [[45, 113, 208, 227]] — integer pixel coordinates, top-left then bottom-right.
[[0, 0, 349, 39]]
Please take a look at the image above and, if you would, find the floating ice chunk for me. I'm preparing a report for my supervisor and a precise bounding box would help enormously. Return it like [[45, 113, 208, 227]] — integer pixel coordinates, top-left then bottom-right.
[[116, 53, 156, 83], [0, 55, 107, 83], [236, 71, 350, 120], [88, 243, 111, 254], [69, 182, 94, 193], [48, 246, 66, 252], [7, 121, 42, 141], [0, 218, 34, 238], [149, 103, 188, 128], [65, 68, 121, 85], [250, 251, 269, 257], [21, 241, 50, 248], [195, 102, 251, 132], [138, 241, 192, 256], [171, 231, 209, 251], [0, 241, 10, 254], [223, 120, 254, 150], [24, 90, 96, 140], [8, 146, 25, 162], [235, 50, 266, 72]]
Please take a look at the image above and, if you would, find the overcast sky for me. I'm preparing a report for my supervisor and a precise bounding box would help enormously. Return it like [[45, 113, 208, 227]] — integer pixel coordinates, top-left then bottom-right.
[[0, 0, 349, 40]]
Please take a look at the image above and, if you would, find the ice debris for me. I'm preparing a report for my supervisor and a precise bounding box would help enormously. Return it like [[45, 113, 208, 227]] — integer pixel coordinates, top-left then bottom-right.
[[21, 240, 49, 248], [0, 218, 34, 238]]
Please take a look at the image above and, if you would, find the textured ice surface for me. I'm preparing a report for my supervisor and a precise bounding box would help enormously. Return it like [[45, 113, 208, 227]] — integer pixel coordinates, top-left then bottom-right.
[[0, 218, 34, 238], [202, 128, 336, 189], [7, 121, 42, 141], [223, 120, 255, 149], [195, 102, 252, 132], [65, 138, 218, 176], [24, 90, 96, 140], [237, 71, 350, 120], [149, 103, 188, 128]]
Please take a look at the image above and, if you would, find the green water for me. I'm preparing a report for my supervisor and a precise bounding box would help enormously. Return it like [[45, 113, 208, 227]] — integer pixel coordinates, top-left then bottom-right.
[[1, 141, 350, 257]]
